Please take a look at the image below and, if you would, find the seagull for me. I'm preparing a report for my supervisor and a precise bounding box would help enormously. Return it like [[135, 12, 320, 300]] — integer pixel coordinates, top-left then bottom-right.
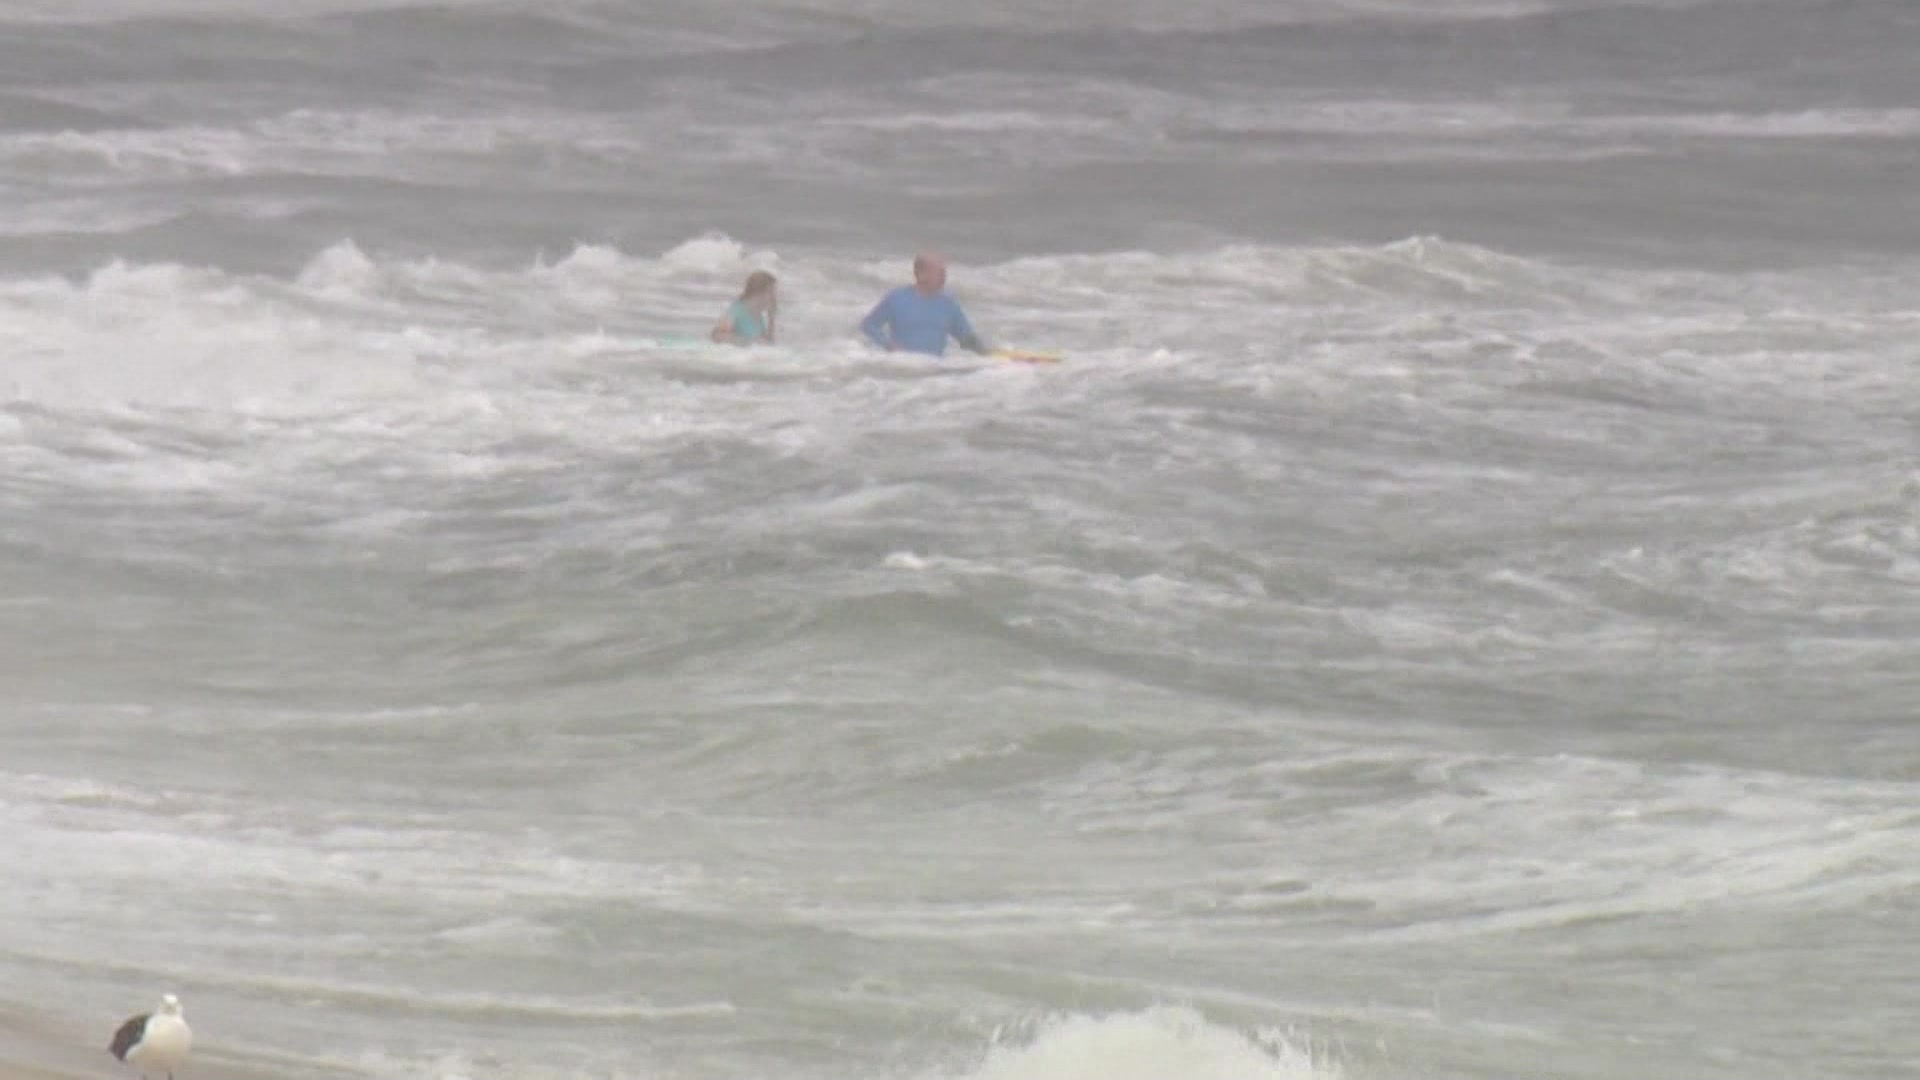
[[109, 993, 193, 1080]]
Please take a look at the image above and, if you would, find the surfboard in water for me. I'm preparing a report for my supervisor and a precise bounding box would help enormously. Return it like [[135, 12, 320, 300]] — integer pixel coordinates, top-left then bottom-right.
[[653, 335, 712, 351], [642, 338, 1061, 363], [993, 348, 1062, 364]]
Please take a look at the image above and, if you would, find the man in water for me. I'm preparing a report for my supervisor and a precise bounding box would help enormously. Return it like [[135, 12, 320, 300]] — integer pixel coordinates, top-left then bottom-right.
[[859, 254, 991, 358]]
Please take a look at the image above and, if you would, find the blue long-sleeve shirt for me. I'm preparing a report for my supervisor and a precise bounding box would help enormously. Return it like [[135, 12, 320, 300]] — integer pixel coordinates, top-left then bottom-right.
[[859, 286, 986, 357]]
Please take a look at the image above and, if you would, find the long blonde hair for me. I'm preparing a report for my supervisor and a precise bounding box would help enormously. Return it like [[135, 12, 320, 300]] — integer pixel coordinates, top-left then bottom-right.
[[739, 270, 777, 301]]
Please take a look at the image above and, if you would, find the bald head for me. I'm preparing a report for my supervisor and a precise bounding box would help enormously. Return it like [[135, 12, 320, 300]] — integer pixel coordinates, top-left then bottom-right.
[[912, 253, 947, 294]]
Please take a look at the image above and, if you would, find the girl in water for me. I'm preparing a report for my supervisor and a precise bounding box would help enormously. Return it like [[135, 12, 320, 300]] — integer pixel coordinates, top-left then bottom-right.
[[710, 270, 778, 345]]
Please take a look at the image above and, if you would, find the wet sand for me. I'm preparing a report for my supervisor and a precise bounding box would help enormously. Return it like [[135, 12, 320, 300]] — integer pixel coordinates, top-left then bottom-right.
[[2, 1009, 256, 1080]]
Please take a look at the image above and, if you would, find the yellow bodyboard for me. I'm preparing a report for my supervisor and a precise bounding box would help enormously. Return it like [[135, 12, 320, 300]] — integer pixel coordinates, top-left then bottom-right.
[[993, 348, 1062, 364]]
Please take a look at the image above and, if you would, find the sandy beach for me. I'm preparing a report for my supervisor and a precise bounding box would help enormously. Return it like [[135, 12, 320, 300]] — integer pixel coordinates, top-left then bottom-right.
[[2, 1009, 256, 1080], [3, 1008, 108, 1080]]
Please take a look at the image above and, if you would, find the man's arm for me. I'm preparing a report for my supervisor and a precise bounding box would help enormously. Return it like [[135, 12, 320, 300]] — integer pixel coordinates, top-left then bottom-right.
[[860, 292, 894, 349], [948, 299, 989, 355]]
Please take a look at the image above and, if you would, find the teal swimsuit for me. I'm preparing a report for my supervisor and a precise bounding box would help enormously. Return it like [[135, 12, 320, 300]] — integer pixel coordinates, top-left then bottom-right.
[[725, 300, 771, 344]]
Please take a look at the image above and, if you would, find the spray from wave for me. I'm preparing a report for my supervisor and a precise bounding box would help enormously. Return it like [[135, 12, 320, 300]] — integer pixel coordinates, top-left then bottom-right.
[[940, 1008, 1340, 1080]]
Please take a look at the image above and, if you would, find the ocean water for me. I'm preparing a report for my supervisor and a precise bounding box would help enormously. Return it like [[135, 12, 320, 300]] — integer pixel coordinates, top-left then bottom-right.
[[2, 1, 1918, 1078]]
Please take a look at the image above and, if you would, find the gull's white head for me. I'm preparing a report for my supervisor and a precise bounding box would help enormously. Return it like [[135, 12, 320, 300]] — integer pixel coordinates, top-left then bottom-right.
[[157, 994, 183, 1016]]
